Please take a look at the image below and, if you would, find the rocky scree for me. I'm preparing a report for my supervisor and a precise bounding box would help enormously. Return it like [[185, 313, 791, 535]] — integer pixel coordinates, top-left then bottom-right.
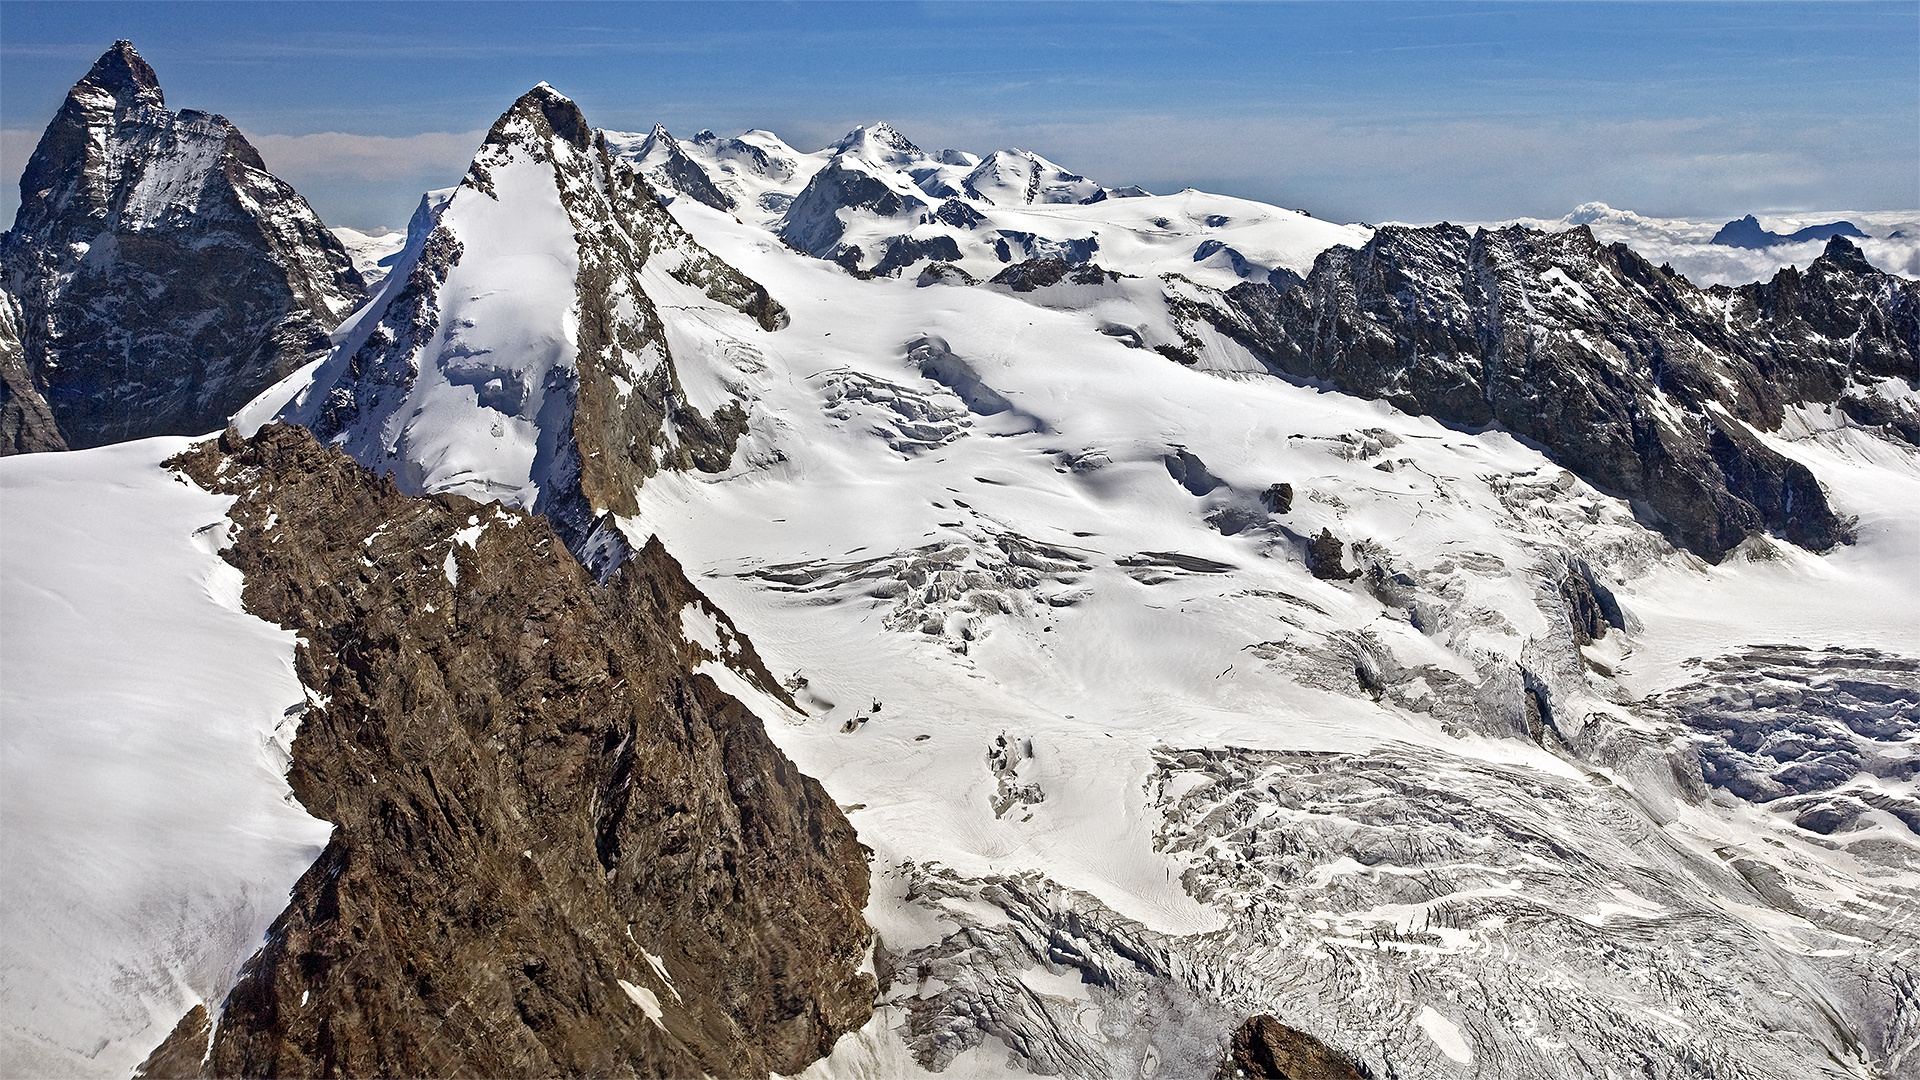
[[163, 424, 873, 1079]]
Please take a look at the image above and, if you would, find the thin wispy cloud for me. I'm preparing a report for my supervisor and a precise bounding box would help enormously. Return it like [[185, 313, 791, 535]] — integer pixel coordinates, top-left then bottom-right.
[[244, 130, 487, 183], [2, 2, 1912, 232]]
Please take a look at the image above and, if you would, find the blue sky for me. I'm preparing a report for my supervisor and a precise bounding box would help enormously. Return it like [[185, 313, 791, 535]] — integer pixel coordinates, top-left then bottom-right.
[[4, 1, 1915, 229]]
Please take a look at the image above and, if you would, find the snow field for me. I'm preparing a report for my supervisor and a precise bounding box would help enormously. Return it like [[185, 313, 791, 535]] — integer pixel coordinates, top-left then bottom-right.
[[0, 439, 332, 1079]]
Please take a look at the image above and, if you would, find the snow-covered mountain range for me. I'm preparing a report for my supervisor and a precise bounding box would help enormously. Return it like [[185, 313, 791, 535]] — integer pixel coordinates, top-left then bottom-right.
[[3, 45, 1917, 1080]]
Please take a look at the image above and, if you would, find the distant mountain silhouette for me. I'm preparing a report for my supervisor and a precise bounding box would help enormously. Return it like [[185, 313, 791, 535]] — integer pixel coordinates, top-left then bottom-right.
[[1712, 214, 1867, 249]]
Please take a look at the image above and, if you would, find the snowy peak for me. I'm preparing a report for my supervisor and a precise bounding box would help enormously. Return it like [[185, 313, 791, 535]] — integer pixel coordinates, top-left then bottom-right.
[[622, 123, 735, 211], [279, 84, 786, 576], [709, 129, 803, 181], [830, 120, 922, 166], [76, 38, 165, 113], [963, 148, 1102, 206], [778, 154, 933, 258], [484, 80, 593, 156]]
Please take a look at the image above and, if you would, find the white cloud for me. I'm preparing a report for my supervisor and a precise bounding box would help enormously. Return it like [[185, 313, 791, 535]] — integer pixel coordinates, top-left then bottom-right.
[[241, 129, 486, 183], [839, 112, 1915, 226], [1452, 204, 1920, 287]]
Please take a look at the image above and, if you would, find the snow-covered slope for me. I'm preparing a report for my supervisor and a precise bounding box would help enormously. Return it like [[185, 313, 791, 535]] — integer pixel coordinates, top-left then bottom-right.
[[4, 84, 1916, 1079], [327, 226, 407, 290], [612, 195, 1920, 1078], [0, 438, 331, 1078], [603, 121, 1352, 290], [276, 84, 786, 578]]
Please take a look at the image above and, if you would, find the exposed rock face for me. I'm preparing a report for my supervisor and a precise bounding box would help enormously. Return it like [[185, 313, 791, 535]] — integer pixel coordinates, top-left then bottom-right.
[[169, 424, 873, 1079], [1307, 528, 1357, 581], [1219, 1016, 1368, 1080], [780, 158, 930, 257], [630, 124, 736, 212], [132, 1005, 211, 1080], [0, 298, 66, 454], [1189, 225, 1920, 559], [284, 84, 784, 579], [989, 256, 1121, 292], [2, 41, 364, 450], [871, 234, 963, 277]]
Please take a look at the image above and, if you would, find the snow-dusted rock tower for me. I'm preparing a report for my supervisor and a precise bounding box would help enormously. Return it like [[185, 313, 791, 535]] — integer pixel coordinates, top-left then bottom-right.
[[1, 41, 365, 451]]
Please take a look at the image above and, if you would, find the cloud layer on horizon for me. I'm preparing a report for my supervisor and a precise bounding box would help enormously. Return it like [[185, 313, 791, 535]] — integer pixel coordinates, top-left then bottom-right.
[[5, 115, 1914, 286]]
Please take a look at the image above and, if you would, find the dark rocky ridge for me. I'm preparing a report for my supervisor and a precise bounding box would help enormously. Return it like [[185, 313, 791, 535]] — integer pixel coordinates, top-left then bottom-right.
[[0, 299, 67, 454], [1187, 225, 1919, 559], [990, 256, 1123, 292], [2, 41, 364, 451], [779, 158, 931, 258], [1712, 214, 1866, 250], [634, 124, 737, 212], [167, 424, 874, 1078]]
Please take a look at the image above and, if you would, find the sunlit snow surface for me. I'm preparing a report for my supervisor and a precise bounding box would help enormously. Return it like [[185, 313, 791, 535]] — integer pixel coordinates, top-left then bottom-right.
[[5, 113, 1916, 1078], [626, 198, 1919, 1077], [0, 439, 331, 1078], [604, 123, 1371, 291], [327, 226, 407, 290]]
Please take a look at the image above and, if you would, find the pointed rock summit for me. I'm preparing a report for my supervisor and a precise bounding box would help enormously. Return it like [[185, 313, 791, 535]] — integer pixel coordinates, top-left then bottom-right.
[[630, 123, 736, 211], [280, 83, 787, 579], [1, 40, 365, 452]]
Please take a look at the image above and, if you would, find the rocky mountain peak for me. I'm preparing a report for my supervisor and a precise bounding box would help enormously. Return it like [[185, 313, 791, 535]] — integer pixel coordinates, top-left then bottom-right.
[[1712, 213, 1868, 250], [282, 86, 784, 577], [625, 122, 735, 211], [1178, 217, 1917, 559], [1816, 233, 1876, 274], [487, 81, 594, 155], [2, 39, 364, 452], [81, 39, 164, 109]]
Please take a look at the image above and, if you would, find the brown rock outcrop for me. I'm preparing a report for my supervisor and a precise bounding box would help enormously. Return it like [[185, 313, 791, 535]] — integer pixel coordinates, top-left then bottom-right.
[[167, 423, 873, 1078], [1218, 1015, 1368, 1080]]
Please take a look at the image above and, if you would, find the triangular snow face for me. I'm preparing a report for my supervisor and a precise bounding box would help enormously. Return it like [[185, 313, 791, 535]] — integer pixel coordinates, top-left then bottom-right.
[[278, 84, 785, 578], [829, 121, 923, 167]]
